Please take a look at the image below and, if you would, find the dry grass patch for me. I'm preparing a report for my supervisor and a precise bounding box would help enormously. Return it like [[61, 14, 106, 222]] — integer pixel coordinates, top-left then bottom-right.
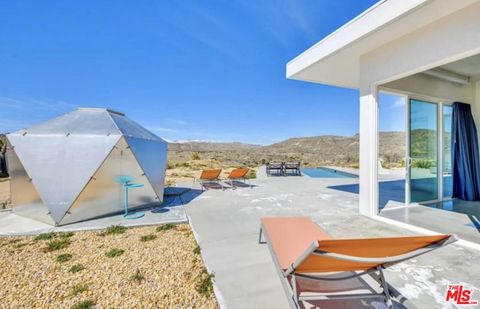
[[57, 253, 73, 263], [105, 248, 125, 258], [0, 224, 218, 308], [71, 299, 95, 309]]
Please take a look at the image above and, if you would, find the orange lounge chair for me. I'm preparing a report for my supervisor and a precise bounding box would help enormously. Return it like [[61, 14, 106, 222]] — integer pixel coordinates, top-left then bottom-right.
[[259, 217, 457, 308], [195, 169, 223, 191], [226, 168, 251, 189]]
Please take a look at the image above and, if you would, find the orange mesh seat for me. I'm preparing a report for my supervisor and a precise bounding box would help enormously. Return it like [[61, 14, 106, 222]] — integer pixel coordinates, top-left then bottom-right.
[[199, 169, 222, 181], [226, 168, 252, 189], [196, 169, 223, 190], [259, 216, 457, 308], [228, 168, 249, 179]]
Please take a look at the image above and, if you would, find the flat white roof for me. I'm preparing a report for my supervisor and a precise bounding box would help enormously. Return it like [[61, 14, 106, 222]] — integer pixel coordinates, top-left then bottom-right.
[[287, 0, 477, 89]]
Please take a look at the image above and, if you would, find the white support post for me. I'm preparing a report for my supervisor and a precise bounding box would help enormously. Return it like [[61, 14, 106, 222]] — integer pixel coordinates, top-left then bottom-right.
[[359, 84, 379, 217]]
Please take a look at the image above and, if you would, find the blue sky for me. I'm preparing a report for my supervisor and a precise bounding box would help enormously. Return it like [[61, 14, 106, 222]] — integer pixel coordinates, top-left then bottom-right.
[[0, 0, 388, 145]]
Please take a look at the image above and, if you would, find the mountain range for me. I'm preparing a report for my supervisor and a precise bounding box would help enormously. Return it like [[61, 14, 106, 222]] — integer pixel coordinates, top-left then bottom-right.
[[168, 131, 406, 167]]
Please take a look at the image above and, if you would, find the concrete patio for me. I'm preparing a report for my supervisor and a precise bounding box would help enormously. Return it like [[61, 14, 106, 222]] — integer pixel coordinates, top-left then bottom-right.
[[185, 167, 480, 309], [0, 191, 194, 236]]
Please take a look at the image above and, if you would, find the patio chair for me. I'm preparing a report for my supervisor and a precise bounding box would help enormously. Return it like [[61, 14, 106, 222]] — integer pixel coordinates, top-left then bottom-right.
[[284, 161, 301, 176], [226, 168, 251, 189], [195, 169, 223, 191], [259, 216, 457, 309], [267, 161, 284, 176]]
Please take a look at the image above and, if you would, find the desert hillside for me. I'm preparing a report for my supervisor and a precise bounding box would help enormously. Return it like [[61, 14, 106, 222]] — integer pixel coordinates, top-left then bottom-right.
[[165, 131, 406, 184], [168, 131, 405, 168]]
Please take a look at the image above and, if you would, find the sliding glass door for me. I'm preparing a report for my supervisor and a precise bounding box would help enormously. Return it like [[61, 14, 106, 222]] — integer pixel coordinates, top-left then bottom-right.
[[407, 99, 453, 204], [443, 105, 453, 198], [408, 99, 438, 203]]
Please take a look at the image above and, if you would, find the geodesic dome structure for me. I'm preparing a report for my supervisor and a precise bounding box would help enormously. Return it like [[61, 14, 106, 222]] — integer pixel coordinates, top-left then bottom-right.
[[6, 108, 168, 226]]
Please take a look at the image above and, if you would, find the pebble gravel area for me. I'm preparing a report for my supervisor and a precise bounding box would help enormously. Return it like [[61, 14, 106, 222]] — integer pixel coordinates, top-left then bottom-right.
[[0, 224, 218, 309]]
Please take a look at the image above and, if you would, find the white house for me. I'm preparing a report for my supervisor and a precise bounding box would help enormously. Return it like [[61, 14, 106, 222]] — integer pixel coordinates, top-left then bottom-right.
[[288, 0, 480, 244]]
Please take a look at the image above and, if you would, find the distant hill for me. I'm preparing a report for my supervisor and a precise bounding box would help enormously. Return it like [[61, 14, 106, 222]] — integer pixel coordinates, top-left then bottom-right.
[[167, 131, 406, 168], [169, 141, 261, 152]]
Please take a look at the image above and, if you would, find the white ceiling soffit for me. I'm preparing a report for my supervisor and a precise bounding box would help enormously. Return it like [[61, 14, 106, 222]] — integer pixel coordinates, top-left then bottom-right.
[[286, 0, 478, 89], [423, 68, 470, 85]]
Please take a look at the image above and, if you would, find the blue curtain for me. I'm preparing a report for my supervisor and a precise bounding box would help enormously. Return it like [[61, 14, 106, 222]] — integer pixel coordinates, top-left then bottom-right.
[[452, 102, 480, 200]]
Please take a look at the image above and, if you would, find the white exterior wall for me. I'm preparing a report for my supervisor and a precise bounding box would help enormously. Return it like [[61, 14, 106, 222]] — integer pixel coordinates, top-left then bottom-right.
[[359, 85, 379, 216], [358, 1, 480, 216], [360, 1, 480, 85]]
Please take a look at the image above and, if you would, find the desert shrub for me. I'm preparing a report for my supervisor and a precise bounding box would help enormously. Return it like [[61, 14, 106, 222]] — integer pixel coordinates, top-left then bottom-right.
[[246, 169, 257, 179], [193, 245, 201, 255], [58, 232, 74, 238], [68, 283, 89, 297], [191, 152, 201, 160], [156, 223, 175, 232], [71, 299, 94, 309], [166, 161, 174, 169], [412, 159, 435, 169], [44, 238, 71, 252], [56, 253, 72, 263], [140, 234, 157, 242], [35, 232, 57, 241], [69, 264, 85, 273], [105, 248, 125, 258], [130, 269, 145, 283], [196, 268, 215, 297], [100, 225, 127, 236], [176, 162, 190, 168]]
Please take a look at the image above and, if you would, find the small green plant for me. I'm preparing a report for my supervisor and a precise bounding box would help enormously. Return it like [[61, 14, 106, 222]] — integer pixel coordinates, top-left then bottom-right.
[[196, 268, 215, 297], [166, 161, 174, 169], [43, 238, 71, 252], [140, 234, 157, 242], [58, 232, 74, 238], [412, 159, 435, 169], [71, 299, 95, 309], [106, 248, 125, 258], [56, 253, 72, 263], [68, 283, 89, 297], [69, 264, 85, 273], [191, 152, 201, 160], [246, 169, 257, 179], [156, 223, 175, 232], [100, 225, 127, 236], [35, 232, 57, 241], [193, 245, 201, 255], [130, 269, 145, 283]]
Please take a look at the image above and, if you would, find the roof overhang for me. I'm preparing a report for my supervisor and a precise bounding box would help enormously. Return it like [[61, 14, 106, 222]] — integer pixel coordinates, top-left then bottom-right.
[[287, 0, 479, 89]]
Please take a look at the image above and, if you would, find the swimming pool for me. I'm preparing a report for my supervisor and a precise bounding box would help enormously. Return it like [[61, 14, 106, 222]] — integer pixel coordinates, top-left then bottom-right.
[[301, 167, 358, 178]]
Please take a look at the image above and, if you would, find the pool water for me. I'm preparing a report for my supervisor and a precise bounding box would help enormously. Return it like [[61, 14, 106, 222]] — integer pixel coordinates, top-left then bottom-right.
[[301, 167, 357, 178]]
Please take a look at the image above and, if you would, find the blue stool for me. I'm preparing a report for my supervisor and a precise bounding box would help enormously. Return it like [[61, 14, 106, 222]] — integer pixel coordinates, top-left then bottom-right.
[[115, 175, 145, 219]]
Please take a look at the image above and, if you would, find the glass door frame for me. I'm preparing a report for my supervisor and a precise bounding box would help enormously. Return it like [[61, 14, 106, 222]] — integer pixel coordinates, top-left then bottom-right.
[[378, 88, 452, 207], [407, 95, 452, 205]]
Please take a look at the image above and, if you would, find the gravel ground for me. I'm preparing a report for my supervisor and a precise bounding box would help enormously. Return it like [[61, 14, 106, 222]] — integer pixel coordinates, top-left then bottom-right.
[[0, 224, 218, 309]]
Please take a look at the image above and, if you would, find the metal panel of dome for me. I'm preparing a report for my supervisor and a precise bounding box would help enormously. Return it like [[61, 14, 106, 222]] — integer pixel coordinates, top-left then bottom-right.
[[6, 140, 54, 225], [7, 133, 121, 224], [19, 108, 121, 135], [109, 111, 163, 140], [125, 136, 167, 200], [59, 137, 160, 225]]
